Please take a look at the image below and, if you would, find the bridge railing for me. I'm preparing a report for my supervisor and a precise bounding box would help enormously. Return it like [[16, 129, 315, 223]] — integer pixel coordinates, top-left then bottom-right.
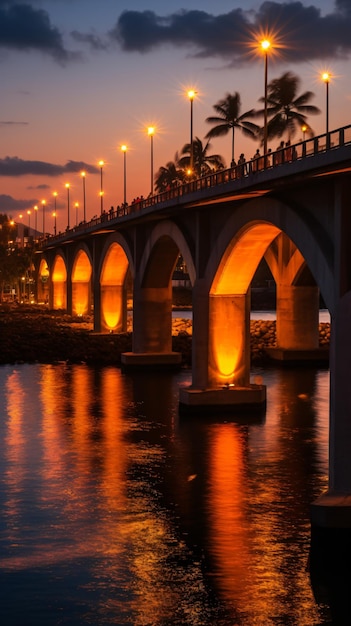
[[40, 124, 351, 248]]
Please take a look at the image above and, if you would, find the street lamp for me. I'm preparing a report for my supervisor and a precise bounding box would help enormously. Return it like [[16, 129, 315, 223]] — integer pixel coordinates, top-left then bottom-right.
[[99, 160, 104, 214], [65, 183, 70, 230], [41, 200, 46, 235], [75, 202, 79, 225], [322, 72, 330, 136], [27, 210, 31, 239], [34, 205, 38, 239], [121, 145, 127, 205], [52, 211, 57, 235], [81, 171, 86, 222], [260, 38, 271, 160], [301, 124, 307, 141], [53, 192, 57, 230], [147, 127, 155, 195], [187, 90, 196, 175]]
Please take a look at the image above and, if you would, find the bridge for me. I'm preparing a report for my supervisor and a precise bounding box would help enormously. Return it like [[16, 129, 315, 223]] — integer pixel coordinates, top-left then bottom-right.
[[38, 124, 351, 541]]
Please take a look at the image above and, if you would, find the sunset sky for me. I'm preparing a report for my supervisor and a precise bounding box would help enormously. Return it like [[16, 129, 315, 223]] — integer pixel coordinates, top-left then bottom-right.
[[1, 0, 350, 233]]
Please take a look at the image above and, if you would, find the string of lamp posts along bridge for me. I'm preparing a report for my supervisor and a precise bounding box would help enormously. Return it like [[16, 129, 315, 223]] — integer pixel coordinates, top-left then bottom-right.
[[30, 51, 335, 235], [38, 120, 351, 248]]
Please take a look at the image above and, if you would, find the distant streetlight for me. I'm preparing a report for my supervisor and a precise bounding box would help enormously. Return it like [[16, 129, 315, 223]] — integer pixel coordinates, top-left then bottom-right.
[[19, 213, 24, 246], [75, 202, 79, 225], [81, 171, 86, 222], [65, 183, 70, 229], [27, 210, 31, 238], [187, 90, 196, 174], [53, 192, 57, 230], [99, 160, 104, 214], [52, 211, 57, 235], [34, 205, 38, 238], [41, 200, 46, 235], [121, 145, 127, 205], [301, 124, 307, 141], [322, 72, 330, 136], [260, 38, 271, 160], [147, 127, 155, 195]]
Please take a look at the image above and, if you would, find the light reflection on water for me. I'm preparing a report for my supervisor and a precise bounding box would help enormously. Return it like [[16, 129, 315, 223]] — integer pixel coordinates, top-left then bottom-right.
[[0, 362, 331, 625]]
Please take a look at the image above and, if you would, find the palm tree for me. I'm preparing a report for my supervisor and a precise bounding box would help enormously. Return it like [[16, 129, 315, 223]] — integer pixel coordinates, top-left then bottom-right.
[[178, 137, 226, 178], [154, 152, 185, 193], [205, 92, 259, 166], [257, 71, 320, 143]]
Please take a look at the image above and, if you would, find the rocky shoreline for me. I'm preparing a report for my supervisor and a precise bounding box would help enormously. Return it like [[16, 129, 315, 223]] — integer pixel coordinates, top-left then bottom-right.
[[0, 304, 330, 368]]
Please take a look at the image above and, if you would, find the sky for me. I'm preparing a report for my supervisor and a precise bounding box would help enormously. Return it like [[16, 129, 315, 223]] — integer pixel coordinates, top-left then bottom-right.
[[1, 0, 351, 234]]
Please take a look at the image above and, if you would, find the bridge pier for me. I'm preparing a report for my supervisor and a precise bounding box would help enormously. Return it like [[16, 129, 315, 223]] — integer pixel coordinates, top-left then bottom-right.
[[121, 284, 181, 369], [179, 285, 266, 414], [266, 285, 327, 362]]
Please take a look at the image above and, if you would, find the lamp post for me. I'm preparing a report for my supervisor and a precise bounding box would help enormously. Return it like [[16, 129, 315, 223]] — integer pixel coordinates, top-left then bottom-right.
[[65, 183, 70, 230], [99, 160, 104, 214], [41, 200, 46, 235], [301, 124, 307, 141], [187, 90, 196, 175], [27, 210, 31, 240], [121, 145, 127, 205], [322, 72, 330, 136], [52, 211, 57, 235], [260, 39, 271, 160], [75, 202, 79, 225], [34, 205, 38, 240], [147, 127, 155, 195], [53, 192, 57, 232], [81, 171, 86, 222]]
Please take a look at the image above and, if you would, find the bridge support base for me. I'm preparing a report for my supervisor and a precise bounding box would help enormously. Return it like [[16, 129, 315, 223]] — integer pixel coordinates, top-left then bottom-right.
[[310, 492, 351, 621], [121, 351, 182, 371], [179, 384, 266, 415], [265, 347, 329, 364]]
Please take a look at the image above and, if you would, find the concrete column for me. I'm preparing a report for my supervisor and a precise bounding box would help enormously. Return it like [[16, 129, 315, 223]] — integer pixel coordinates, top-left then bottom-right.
[[132, 285, 173, 353], [276, 284, 319, 349], [208, 293, 250, 387], [191, 279, 210, 389]]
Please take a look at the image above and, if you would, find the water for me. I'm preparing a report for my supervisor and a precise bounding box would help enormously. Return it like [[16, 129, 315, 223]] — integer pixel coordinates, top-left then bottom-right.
[[173, 309, 331, 323]]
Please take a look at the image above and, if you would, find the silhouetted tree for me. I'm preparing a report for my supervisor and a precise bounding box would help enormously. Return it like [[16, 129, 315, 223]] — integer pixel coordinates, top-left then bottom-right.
[[178, 137, 226, 178], [154, 152, 185, 192], [256, 71, 320, 142], [205, 92, 259, 166]]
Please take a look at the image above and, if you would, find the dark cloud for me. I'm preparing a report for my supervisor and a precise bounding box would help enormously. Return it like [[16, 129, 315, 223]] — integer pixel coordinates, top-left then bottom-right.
[[112, 2, 351, 64], [0, 1, 76, 63], [0, 157, 99, 177], [0, 193, 38, 213]]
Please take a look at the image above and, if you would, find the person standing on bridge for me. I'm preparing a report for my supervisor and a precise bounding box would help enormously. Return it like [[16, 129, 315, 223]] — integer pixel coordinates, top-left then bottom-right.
[[238, 153, 247, 177]]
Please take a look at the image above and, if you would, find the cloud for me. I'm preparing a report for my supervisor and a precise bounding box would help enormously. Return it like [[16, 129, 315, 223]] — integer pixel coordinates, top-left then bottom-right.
[[0, 194, 38, 213], [0, 1, 76, 63], [112, 2, 351, 64], [0, 157, 99, 177]]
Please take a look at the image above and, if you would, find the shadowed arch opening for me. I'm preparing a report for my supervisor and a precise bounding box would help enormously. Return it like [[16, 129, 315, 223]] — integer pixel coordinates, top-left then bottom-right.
[[72, 249, 92, 317], [52, 255, 67, 310], [100, 242, 130, 332]]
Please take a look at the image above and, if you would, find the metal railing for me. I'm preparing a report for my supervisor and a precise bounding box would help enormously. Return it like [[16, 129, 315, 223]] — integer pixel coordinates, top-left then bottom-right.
[[41, 124, 351, 247]]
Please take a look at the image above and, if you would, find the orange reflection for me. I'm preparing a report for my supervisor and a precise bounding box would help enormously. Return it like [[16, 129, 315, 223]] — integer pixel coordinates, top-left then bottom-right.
[[207, 424, 253, 605]]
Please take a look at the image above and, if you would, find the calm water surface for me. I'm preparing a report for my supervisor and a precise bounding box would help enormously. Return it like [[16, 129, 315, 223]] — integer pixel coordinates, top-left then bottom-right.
[[0, 360, 332, 625]]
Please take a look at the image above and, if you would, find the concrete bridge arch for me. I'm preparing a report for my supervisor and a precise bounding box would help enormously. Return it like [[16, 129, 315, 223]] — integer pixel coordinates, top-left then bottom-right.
[[95, 232, 134, 333], [131, 220, 196, 355]]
